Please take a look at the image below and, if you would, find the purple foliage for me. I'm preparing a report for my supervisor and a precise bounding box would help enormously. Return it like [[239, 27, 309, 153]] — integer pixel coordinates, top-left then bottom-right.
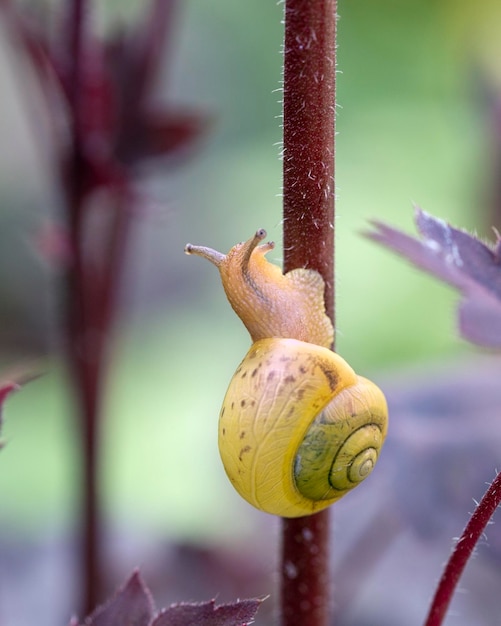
[[71, 572, 263, 626], [367, 207, 501, 625], [81, 572, 154, 626], [0, 0, 208, 612], [153, 599, 264, 626], [367, 208, 501, 348]]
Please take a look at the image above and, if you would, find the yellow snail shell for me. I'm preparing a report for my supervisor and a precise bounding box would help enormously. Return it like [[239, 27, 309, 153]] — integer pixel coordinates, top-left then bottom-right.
[[219, 337, 387, 517]]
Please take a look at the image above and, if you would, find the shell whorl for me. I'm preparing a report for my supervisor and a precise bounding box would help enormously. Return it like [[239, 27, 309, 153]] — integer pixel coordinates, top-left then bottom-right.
[[294, 377, 387, 501]]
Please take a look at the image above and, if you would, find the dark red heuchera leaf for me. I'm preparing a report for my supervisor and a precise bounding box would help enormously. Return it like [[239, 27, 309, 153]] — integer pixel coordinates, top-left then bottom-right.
[[152, 599, 263, 626], [72, 571, 153, 626], [367, 208, 501, 348], [71, 572, 263, 626]]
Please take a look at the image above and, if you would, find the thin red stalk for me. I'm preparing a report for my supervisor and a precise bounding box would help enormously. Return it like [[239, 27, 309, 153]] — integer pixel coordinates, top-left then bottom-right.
[[97, 190, 132, 335], [69, 309, 104, 616], [63, 0, 105, 614], [424, 472, 501, 626], [61, 0, 176, 611], [66, 228, 105, 616], [280, 1, 336, 626], [67, 185, 131, 618], [66, 0, 87, 196]]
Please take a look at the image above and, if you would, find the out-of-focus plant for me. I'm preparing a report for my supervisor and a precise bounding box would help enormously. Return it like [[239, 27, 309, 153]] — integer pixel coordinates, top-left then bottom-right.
[[369, 209, 501, 348], [368, 209, 501, 626], [0, 0, 214, 617]]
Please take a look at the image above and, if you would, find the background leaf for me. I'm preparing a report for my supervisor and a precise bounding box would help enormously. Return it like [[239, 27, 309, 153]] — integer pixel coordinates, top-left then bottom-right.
[[367, 208, 501, 348], [152, 598, 263, 626], [74, 572, 263, 626], [82, 571, 154, 626]]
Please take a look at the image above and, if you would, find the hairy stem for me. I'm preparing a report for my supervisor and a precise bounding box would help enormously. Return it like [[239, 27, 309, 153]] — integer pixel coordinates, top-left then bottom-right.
[[424, 471, 501, 626], [280, 1, 336, 625]]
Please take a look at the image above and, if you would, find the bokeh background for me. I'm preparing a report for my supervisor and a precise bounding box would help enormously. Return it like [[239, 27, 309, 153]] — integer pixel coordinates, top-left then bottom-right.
[[1, 1, 501, 624]]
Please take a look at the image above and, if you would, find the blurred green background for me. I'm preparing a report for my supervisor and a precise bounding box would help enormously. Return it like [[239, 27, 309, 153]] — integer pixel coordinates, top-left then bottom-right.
[[0, 0, 500, 598]]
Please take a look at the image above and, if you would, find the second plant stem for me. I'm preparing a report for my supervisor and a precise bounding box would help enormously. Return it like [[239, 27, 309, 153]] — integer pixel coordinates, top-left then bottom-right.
[[424, 471, 501, 626]]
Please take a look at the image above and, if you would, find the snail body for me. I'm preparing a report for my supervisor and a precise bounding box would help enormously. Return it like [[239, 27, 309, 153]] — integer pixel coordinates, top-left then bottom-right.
[[185, 229, 333, 348], [185, 230, 388, 518]]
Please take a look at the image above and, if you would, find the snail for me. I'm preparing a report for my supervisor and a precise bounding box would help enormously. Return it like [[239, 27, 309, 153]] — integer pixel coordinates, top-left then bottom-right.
[[185, 229, 388, 518]]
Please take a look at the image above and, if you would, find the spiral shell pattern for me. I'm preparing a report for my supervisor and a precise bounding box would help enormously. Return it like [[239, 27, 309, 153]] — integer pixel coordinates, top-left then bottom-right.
[[294, 378, 387, 501]]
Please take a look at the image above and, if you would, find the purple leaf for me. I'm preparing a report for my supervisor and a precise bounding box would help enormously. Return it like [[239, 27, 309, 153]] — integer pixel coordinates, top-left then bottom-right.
[[0, 382, 18, 409], [72, 570, 265, 626], [366, 208, 501, 348], [152, 598, 264, 626], [0, 382, 20, 449], [126, 109, 211, 163], [104, 0, 208, 168], [84, 571, 155, 626]]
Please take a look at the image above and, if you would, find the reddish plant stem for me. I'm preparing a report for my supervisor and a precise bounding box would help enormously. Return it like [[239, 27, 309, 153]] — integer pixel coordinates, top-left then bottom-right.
[[63, 0, 105, 614], [66, 0, 87, 183], [424, 472, 501, 626], [280, 1, 336, 626], [66, 199, 130, 614], [281, 515, 331, 626], [66, 182, 105, 614], [282, 0, 336, 299], [67, 295, 104, 617]]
